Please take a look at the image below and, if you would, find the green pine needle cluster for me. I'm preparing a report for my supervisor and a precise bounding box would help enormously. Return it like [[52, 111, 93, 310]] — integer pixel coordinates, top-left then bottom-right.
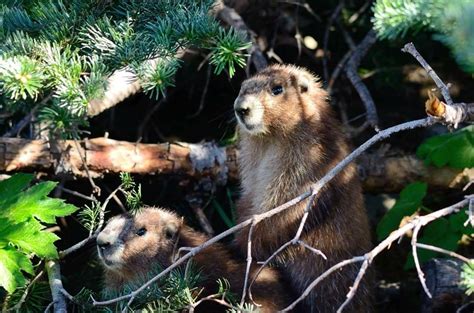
[[1, 0, 250, 138], [0, 173, 78, 294], [78, 201, 102, 235], [372, 0, 474, 73], [461, 262, 474, 296], [101, 263, 204, 312], [119, 172, 142, 212]]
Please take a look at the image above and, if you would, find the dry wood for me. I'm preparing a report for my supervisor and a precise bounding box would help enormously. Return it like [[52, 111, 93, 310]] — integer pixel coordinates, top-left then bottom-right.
[[1, 137, 472, 192], [421, 258, 471, 313]]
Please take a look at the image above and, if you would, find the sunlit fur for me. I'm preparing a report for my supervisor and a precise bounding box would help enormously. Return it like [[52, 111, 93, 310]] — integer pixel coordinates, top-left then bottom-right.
[[234, 64, 373, 312], [97, 207, 293, 312]]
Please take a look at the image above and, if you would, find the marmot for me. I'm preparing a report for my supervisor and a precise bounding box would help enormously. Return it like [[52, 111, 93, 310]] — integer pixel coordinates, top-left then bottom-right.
[[97, 207, 292, 312], [233, 64, 372, 312]]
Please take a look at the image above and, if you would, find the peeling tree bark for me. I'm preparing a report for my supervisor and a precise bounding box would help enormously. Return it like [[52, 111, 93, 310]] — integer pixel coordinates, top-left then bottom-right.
[[1, 137, 472, 192]]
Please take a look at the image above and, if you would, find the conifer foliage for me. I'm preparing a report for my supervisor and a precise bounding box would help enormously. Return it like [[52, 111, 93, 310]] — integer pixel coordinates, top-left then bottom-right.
[[372, 0, 474, 73], [0, 0, 249, 138]]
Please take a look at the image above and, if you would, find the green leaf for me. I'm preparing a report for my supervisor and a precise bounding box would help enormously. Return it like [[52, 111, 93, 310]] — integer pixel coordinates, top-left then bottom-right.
[[0, 173, 33, 196], [0, 180, 77, 224], [0, 247, 34, 293], [0, 218, 59, 258], [0, 174, 79, 293], [376, 182, 428, 241], [417, 126, 474, 169]]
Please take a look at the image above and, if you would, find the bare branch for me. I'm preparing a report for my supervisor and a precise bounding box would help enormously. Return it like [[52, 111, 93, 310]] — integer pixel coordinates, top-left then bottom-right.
[[45, 260, 67, 313], [416, 243, 472, 264], [344, 29, 379, 130], [240, 220, 256, 306], [402, 42, 453, 106], [5, 269, 45, 312], [412, 223, 432, 298], [2, 93, 53, 138], [322, 1, 344, 81], [282, 197, 471, 312], [59, 184, 123, 258]]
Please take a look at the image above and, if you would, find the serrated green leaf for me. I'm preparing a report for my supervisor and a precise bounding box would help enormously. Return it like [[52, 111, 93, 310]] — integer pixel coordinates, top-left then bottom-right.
[[0, 247, 34, 293], [0, 219, 59, 258], [376, 182, 428, 240], [417, 126, 474, 169], [0, 173, 33, 196], [0, 174, 79, 293], [0, 180, 77, 224]]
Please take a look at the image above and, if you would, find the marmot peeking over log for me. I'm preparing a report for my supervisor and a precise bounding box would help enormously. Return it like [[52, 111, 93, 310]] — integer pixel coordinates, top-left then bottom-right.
[[97, 207, 292, 312], [234, 64, 373, 312]]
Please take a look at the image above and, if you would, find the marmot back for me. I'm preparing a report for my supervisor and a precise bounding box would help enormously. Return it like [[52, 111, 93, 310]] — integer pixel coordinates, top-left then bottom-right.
[[234, 64, 373, 312], [96, 207, 292, 312]]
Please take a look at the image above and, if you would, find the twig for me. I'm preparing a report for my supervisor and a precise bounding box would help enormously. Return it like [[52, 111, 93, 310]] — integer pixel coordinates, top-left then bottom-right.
[[402, 43, 453, 106], [55, 186, 96, 202], [188, 293, 234, 312], [248, 194, 325, 301], [416, 243, 472, 264], [281, 197, 471, 312], [336, 258, 369, 313], [327, 50, 351, 94], [240, 219, 256, 306], [45, 260, 67, 313], [456, 301, 474, 313], [186, 194, 215, 236], [344, 29, 379, 130], [2, 93, 53, 138], [5, 269, 45, 312], [136, 95, 168, 140], [59, 184, 123, 258], [347, 0, 371, 24], [322, 1, 344, 81], [72, 137, 101, 195], [43, 301, 54, 313], [188, 65, 212, 118], [412, 223, 432, 298]]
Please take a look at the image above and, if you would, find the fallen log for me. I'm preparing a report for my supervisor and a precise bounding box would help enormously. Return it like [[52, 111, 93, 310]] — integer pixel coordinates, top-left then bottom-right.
[[421, 258, 473, 313], [0, 137, 472, 192]]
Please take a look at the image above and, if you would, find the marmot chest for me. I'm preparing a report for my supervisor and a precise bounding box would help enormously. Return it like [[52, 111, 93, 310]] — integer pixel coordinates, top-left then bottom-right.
[[239, 144, 306, 216]]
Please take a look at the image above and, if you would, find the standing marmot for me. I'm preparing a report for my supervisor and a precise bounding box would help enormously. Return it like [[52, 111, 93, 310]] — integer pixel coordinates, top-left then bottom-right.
[[97, 207, 292, 312], [233, 64, 372, 312]]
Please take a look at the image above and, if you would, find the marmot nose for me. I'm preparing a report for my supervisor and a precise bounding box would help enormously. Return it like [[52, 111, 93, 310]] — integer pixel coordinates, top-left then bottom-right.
[[98, 241, 110, 249], [97, 234, 111, 249], [235, 107, 250, 118]]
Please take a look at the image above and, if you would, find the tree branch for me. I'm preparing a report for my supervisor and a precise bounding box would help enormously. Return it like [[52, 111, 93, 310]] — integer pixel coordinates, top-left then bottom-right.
[[45, 260, 67, 313], [344, 29, 379, 130], [281, 197, 471, 312], [2, 138, 472, 192]]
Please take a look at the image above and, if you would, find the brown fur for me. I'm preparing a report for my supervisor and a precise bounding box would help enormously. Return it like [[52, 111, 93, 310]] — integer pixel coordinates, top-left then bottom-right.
[[97, 207, 292, 312], [233, 64, 373, 312]]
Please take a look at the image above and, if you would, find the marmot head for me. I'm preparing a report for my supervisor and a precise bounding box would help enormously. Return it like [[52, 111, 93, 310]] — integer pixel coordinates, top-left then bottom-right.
[[96, 207, 181, 276], [234, 64, 327, 136]]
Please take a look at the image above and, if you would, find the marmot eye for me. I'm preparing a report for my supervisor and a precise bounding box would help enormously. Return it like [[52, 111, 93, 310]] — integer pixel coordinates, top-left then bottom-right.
[[271, 85, 284, 96], [136, 228, 147, 236], [165, 228, 174, 239]]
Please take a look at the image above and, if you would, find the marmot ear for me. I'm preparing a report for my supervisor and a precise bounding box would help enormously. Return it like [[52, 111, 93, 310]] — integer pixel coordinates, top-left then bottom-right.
[[165, 224, 179, 240], [299, 76, 310, 93]]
